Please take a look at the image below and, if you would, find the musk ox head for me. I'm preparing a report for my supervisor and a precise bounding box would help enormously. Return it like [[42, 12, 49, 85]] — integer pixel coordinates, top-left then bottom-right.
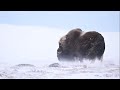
[[57, 28, 105, 62]]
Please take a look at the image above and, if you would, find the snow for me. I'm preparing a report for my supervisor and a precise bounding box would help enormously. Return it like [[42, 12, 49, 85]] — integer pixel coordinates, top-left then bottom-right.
[[0, 24, 119, 79]]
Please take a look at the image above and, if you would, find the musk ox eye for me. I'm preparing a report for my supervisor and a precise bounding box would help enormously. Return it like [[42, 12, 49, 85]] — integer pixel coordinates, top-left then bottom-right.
[[66, 35, 68, 39], [59, 43, 61, 46], [66, 37, 70, 42]]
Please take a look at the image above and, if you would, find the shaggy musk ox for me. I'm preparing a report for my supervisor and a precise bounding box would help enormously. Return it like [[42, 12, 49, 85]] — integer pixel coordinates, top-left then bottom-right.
[[57, 28, 105, 62]]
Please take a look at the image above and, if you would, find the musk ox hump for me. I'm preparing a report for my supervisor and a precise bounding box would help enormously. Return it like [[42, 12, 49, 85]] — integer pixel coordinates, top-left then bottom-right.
[[66, 28, 82, 40]]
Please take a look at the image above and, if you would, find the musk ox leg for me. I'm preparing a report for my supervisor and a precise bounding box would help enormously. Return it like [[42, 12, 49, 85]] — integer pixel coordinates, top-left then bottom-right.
[[75, 55, 83, 62], [74, 56, 83, 62], [97, 55, 103, 62], [79, 59, 83, 62]]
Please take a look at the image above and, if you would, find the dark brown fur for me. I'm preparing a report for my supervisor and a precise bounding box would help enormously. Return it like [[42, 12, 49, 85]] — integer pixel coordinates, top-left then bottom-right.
[[57, 28, 105, 62]]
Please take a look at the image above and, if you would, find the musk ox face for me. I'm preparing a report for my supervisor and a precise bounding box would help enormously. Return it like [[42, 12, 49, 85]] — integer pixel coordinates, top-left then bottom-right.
[[57, 28, 82, 61], [57, 28, 105, 62]]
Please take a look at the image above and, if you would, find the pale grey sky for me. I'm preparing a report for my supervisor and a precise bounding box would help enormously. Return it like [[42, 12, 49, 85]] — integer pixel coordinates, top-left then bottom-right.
[[0, 11, 119, 32]]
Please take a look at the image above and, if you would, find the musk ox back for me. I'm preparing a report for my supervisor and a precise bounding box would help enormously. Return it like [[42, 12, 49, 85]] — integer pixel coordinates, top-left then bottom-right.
[[57, 28, 105, 62]]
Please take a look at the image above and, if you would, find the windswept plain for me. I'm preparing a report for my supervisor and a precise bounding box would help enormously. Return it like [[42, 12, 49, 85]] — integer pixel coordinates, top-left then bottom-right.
[[0, 24, 119, 79]]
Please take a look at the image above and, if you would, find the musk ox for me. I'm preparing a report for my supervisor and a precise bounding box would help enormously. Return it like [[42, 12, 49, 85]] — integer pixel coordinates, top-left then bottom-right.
[[57, 28, 105, 62]]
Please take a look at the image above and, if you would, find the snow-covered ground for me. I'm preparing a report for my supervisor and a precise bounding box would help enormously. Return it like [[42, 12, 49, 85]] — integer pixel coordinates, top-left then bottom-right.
[[0, 24, 119, 79]]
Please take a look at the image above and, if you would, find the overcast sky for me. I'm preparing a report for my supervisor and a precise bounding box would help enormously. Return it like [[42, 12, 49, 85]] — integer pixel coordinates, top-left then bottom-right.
[[0, 11, 119, 32]]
